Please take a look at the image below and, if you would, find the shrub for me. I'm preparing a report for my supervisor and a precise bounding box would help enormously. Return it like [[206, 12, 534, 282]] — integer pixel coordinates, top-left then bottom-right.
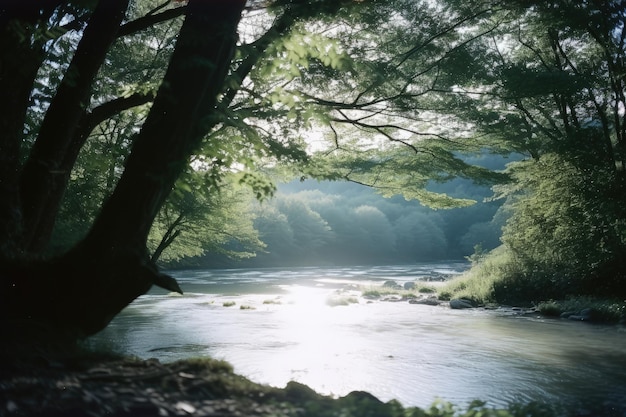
[[537, 297, 626, 323], [362, 289, 382, 298], [536, 300, 560, 316]]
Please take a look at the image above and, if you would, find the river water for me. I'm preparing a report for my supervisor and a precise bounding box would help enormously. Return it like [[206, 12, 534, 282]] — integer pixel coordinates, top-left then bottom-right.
[[89, 263, 626, 413]]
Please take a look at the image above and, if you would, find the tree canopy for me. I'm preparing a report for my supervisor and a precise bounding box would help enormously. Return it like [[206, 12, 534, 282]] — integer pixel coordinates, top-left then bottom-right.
[[1, 0, 624, 338]]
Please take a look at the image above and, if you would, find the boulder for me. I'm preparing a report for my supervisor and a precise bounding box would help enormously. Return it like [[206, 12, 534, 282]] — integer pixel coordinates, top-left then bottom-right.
[[449, 299, 474, 309], [562, 308, 593, 321], [568, 308, 593, 321], [403, 282, 416, 290]]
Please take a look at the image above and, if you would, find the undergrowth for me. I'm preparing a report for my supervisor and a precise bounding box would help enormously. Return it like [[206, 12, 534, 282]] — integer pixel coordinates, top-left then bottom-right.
[[537, 297, 626, 323]]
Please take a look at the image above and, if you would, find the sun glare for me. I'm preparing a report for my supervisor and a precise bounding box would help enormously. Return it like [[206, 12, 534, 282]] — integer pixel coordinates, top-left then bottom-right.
[[258, 284, 366, 394]]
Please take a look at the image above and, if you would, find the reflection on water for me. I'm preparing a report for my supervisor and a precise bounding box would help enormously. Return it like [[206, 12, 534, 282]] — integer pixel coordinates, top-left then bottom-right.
[[89, 264, 626, 412]]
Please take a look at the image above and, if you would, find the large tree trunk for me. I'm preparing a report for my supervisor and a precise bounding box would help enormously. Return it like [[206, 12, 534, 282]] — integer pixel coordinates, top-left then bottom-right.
[[19, 0, 130, 254], [0, 2, 63, 255], [0, 0, 247, 339]]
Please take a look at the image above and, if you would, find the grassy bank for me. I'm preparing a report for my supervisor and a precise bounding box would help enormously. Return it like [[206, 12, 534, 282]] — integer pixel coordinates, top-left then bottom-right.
[[438, 247, 626, 323]]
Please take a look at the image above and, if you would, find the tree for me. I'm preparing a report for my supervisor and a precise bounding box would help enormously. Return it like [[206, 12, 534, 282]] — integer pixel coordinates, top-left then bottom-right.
[[439, 0, 626, 297], [257, 0, 510, 205], [147, 173, 265, 267], [0, 0, 247, 337]]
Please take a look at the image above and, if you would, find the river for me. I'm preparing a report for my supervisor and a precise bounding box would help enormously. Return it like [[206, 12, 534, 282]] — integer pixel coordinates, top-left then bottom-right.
[[88, 263, 626, 414]]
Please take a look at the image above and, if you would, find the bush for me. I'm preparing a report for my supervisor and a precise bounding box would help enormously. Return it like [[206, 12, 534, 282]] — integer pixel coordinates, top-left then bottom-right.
[[362, 289, 382, 298], [537, 297, 626, 323], [536, 300, 560, 316]]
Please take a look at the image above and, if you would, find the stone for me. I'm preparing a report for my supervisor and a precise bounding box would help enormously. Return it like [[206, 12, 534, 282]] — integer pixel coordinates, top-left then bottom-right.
[[403, 282, 416, 290], [449, 299, 474, 309]]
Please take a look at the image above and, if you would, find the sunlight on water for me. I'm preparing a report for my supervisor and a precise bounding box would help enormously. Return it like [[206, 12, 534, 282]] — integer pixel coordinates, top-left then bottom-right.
[[259, 285, 372, 394], [89, 264, 626, 412]]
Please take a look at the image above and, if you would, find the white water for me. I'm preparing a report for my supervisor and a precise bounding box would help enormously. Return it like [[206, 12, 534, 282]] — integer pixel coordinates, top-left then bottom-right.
[[89, 263, 626, 412]]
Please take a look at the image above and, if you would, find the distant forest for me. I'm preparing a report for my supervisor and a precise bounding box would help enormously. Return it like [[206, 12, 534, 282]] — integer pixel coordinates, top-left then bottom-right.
[[188, 155, 511, 269]]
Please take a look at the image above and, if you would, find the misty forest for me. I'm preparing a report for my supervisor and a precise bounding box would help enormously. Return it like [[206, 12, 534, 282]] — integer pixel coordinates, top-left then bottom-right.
[[1, 0, 625, 416]]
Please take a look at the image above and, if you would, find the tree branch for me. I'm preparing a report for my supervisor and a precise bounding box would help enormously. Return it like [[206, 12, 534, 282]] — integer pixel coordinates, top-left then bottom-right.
[[117, 6, 186, 38]]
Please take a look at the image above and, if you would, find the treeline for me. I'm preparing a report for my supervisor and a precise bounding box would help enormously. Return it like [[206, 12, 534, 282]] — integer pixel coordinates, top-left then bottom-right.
[[183, 176, 504, 268]]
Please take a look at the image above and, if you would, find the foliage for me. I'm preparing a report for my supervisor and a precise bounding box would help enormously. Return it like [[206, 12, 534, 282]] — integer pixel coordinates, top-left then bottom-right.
[[494, 154, 626, 298], [15, 0, 516, 272], [536, 297, 626, 323], [148, 172, 265, 266], [4, 0, 517, 269], [436, 0, 626, 302], [244, 0, 512, 207], [464, 243, 488, 265]]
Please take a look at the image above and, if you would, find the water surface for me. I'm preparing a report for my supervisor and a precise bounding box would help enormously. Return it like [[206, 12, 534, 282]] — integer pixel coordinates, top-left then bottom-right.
[[89, 263, 626, 412]]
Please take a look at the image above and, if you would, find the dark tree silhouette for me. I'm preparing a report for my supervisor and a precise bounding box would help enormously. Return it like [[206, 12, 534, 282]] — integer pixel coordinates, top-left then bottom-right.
[[0, 0, 246, 338]]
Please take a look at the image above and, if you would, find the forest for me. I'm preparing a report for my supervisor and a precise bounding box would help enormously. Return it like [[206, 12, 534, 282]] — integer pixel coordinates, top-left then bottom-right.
[[1, 0, 625, 338], [176, 176, 504, 268]]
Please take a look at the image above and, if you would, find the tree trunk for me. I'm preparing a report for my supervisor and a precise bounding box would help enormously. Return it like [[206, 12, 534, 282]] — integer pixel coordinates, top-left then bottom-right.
[[19, 0, 130, 254], [85, 0, 244, 252], [0, 3, 60, 256], [0, 0, 247, 338]]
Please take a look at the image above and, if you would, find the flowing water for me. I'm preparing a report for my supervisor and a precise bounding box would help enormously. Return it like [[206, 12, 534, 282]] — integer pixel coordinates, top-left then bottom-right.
[[89, 263, 626, 413]]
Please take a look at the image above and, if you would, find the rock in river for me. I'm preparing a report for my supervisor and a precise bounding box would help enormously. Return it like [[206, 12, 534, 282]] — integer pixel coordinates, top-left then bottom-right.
[[449, 299, 474, 309]]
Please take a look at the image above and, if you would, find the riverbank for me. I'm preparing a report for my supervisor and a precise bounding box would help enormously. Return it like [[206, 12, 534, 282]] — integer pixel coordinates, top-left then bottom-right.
[[0, 347, 565, 417], [357, 277, 626, 324], [371, 268, 626, 325], [5, 264, 623, 417]]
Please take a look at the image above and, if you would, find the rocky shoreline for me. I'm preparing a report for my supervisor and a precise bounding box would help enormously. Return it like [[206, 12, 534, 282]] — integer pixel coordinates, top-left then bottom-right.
[[361, 277, 625, 324], [0, 353, 409, 417]]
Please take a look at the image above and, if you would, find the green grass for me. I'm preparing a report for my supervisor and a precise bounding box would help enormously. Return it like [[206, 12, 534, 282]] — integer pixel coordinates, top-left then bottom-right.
[[223, 301, 236, 307], [438, 272, 497, 306], [537, 297, 626, 323], [418, 286, 437, 294], [360, 283, 436, 300], [439, 246, 626, 323], [437, 249, 523, 304]]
